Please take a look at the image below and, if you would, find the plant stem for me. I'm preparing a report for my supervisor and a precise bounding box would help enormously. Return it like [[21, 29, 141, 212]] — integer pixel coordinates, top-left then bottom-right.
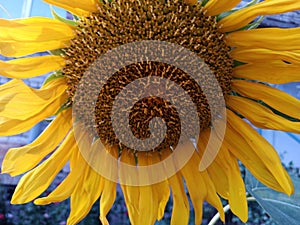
[[208, 196, 256, 225]]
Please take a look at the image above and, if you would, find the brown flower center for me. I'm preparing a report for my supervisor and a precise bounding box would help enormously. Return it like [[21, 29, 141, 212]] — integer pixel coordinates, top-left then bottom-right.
[[62, 0, 233, 153]]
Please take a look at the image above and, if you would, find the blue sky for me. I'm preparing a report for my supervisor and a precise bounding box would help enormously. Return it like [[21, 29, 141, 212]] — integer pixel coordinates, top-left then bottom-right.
[[0, 0, 65, 19]]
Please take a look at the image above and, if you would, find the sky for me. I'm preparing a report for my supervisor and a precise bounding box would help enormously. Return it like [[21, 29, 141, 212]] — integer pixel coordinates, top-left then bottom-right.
[[0, 0, 65, 19]]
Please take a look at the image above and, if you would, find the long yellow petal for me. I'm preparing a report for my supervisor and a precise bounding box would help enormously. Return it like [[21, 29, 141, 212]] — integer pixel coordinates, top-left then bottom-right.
[[226, 151, 248, 222], [34, 144, 86, 205], [138, 186, 158, 225], [11, 130, 75, 204], [195, 136, 227, 222], [169, 174, 190, 225], [136, 152, 162, 225], [121, 184, 140, 225], [0, 18, 74, 57], [1, 109, 71, 176], [225, 109, 293, 195], [0, 79, 68, 136], [154, 180, 170, 221], [67, 165, 104, 225], [99, 179, 117, 225], [120, 151, 169, 225], [140, 151, 171, 221], [204, 0, 241, 16], [227, 95, 300, 133], [207, 157, 229, 198], [43, 0, 98, 16], [35, 128, 95, 207], [209, 143, 248, 222], [180, 150, 206, 225], [226, 27, 300, 51], [98, 145, 118, 225], [0, 78, 67, 120], [0, 56, 65, 79], [233, 61, 300, 84], [220, 0, 300, 32], [230, 48, 300, 64], [120, 149, 140, 225], [184, 0, 198, 5], [232, 80, 300, 120]]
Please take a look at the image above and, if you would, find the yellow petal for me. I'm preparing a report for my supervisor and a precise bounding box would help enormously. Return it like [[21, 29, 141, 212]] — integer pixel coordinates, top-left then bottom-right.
[[0, 56, 65, 79], [220, 0, 300, 32], [138, 186, 158, 225], [43, 0, 98, 16], [197, 130, 229, 198], [230, 48, 300, 64], [208, 157, 229, 198], [154, 180, 170, 221], [120, 184, 140, 225], [184, 0, 198, 4], [226, 27, 300, 51], [120, 149, 140, 225], [120, 151, 169, 225], [225, 109, 294, 195], [232, 80, 300, 120], [201, 171, 226, 221], [67, 166, 104, 225], [1, 109, 71, 176], [99, 179, 117, 225], [211, 144, 248, 222], [169, 174, 190, 225], [191, 137, 228, 222], [135, 152, 164, 225], [226, 151, 248, 222], [0, 17, 74, 57], [99, 146, 118, 224], [204, 0, 241, 16], [34, 144, 86, 205], [180, 152, 205, 225], [137, 151, 170, 221], [0, 78, 67, 120], [233, 61, 300, 84], [227, 95, 300, 133], [0, 79, 68, 136], [11, 130, 75, 204]]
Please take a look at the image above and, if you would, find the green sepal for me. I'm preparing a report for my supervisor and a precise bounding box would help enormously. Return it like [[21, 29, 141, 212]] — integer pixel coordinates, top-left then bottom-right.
[[217, 0, 260, 22], [239, 16, 265, 31], [49, 49, 65, 56], [51, 6, 77, 27], [43, 71, 64, 86], [55, 100, 72, 116], [217, 9, 239, 22], [201, 0, 210, 7], [44, 116, 55, 123], [233, 60, 246, 67]]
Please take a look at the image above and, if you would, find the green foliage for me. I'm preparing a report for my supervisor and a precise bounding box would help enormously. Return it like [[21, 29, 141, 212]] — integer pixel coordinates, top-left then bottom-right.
[[246, 169, 300, 225]]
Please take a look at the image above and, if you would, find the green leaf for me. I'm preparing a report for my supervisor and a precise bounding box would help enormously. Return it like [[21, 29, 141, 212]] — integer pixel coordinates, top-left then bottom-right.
[[245, 170, 300, 225]]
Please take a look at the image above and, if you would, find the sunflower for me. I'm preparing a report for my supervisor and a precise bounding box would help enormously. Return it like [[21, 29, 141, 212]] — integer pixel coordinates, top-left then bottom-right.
[[1, 0, 300, 224]]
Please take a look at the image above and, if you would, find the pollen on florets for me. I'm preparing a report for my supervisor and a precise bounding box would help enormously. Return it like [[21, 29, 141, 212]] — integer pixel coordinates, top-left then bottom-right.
[[62, 0, 233, 152]]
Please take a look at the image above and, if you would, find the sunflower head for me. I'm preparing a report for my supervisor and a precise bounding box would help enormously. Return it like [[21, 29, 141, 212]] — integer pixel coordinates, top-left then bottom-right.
[[0, 0, 299, 225]]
